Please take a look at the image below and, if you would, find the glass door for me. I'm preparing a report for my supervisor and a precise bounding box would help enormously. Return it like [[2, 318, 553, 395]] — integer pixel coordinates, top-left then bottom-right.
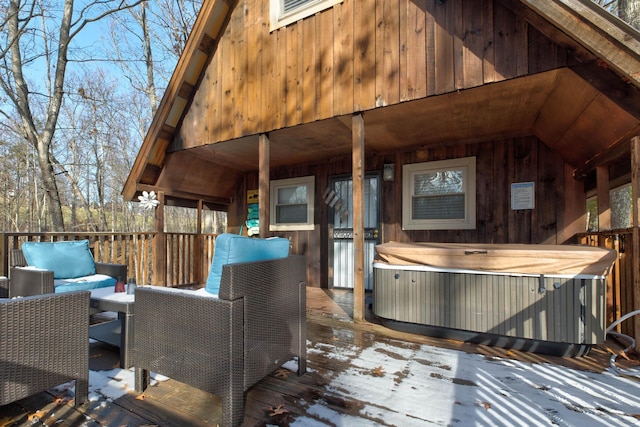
[[328, 174, 380, 289]]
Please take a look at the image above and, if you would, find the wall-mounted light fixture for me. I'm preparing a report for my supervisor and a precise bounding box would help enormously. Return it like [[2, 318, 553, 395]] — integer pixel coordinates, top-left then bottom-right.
[[383, 164, 395, 181]]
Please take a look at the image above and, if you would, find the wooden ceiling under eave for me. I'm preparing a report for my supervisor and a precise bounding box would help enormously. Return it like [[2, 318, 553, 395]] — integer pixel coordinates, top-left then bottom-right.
[[151, 66, 640, 208]]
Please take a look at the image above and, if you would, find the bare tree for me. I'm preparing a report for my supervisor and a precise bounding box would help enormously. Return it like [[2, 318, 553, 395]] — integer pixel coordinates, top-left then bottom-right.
[[106, 0, 201, 117], [619, 0, 640, 27], [594, 0, 640, 28], [0, 0, 144, 231]]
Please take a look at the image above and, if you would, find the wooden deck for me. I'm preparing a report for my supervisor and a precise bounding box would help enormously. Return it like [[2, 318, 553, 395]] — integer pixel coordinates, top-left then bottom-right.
[[0, 288, 631, 426]]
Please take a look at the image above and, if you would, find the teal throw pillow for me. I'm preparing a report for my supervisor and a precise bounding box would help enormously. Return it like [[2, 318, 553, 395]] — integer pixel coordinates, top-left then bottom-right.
[[22, 240, 97, 279], [205, 233, 290, 295]]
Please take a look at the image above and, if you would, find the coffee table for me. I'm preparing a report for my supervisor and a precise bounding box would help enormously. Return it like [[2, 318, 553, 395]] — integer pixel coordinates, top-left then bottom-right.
[[89, 286, 135, 368]]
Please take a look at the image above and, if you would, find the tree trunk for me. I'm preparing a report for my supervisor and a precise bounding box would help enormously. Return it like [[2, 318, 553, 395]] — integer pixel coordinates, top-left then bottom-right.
[[619, 0, 640, 29], [141, 3, 158, 114], [37, 145, 65, 230], [2, 0, 145, 232], [6, 0, 68, 230]]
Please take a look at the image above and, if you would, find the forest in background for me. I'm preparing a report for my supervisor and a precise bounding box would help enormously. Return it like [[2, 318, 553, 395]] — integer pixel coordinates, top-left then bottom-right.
[[0, 0, 636, 233], [0, 0, 228, 233]]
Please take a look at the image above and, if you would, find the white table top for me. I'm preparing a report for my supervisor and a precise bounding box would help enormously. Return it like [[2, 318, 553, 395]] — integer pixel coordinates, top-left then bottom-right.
[[90, 286, 135, 303]]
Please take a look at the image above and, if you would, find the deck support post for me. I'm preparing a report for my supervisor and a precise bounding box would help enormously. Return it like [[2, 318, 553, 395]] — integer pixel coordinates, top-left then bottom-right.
[[631, 137, 640, 350], [259, 134, 270, 239], [153, 191, 166, 286], [597, 165, 613, 327], [352, 113, 365, 322]]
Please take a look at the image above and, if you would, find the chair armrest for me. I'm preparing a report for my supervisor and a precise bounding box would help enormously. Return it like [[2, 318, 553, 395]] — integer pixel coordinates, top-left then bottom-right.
[[0, 276, 8, 298], [95, 262, 127, 280], [9, 267, 55, 297], [9, 248, 26, 267], [0, 291, 90, 406], [220, 256, 307, 380]]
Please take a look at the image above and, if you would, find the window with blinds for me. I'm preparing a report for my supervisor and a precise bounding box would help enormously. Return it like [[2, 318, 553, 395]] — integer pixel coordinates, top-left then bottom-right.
[[283, 0, 312, 13], [270, 176, 315, 231], [270, 0, 342, 31], [402, 157, 476, 230]]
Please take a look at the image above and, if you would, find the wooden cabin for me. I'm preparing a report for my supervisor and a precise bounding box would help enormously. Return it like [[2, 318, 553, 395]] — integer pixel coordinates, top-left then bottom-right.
[[123, 0, 640, 331]]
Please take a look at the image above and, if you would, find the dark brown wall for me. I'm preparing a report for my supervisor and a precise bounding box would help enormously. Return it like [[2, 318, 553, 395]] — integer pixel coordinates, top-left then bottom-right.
[[229, 135, 585, 287]]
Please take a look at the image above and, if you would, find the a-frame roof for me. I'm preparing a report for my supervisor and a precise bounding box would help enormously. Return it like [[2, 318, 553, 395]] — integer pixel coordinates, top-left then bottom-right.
[[123, 0, 640, 208]]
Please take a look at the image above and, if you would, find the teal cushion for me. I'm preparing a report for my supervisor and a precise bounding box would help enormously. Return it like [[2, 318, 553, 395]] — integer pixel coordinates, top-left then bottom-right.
[[205, 233, 290, 295], [54, 274, 116, 293], [22, 240, 96, 279]]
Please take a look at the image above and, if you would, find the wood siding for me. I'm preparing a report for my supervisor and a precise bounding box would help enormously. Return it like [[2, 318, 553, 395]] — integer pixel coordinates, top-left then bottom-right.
[[175, 0, 570, 149], [173, 0, 587, 288], [232, 135, 583, 287]]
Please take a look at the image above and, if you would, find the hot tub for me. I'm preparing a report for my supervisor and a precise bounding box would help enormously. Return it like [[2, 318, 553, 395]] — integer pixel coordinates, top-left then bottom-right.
[[373, 242, 617, 357]]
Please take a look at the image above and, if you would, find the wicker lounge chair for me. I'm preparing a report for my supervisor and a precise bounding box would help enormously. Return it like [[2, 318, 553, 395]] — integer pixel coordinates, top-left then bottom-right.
[[134, 255, 307, 427], [5, 247, 127, 298], [0, 291, 90, 407]]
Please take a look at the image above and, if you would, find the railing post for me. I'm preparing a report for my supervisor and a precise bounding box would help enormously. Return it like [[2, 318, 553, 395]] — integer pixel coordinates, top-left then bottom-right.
[[0, 233, 6, 277], [194, 200, 203, 284], [153, 192, 166, 286], [259, 133, 270, 238]]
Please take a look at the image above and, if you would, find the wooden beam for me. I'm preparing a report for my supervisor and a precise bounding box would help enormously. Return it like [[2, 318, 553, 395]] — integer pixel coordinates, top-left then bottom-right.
[[199, 33, 217, 54], [259, 134, 270, 238], [596, 166, 611, 230], [178, 82, 196, 100], [631, 136, 640, 350], [574, 130, 640, 178], [153, 191, 166, 287], [497, 0, 595, 62], [352, 113, 365, 322], [520, 0, 640, 89], [140, 164, 163, 185], [136, 184, 231, 207]]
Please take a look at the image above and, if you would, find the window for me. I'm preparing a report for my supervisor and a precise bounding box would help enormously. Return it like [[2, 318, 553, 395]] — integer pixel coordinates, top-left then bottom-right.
[[611, 184, 632, 229], [586, 183, 632, 231], [270, 0, 342, 31], [586, 195, 598, 232], [270, 176, 315, 231], [402, 157, 476, 230]]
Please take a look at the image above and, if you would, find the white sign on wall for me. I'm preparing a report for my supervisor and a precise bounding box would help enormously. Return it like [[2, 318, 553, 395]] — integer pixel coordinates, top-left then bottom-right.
[[511, 182, 535, 210]]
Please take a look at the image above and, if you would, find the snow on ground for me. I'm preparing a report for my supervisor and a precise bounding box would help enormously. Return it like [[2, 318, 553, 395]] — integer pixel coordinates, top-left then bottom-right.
[[291, 339, 640, 426], [67, 338, 640, 426]]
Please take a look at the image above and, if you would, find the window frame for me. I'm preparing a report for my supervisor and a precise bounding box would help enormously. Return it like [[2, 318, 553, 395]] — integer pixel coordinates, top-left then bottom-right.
[[269, 176, 315, 231], [270, 0, 342, 31], [402, 157, 476, 230]]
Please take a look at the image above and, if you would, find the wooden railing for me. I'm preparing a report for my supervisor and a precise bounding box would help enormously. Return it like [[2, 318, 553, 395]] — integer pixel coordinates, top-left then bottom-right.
[[579, 229, 636, 337], [5, 230, 632, 337], [0, 232, 218, 287]]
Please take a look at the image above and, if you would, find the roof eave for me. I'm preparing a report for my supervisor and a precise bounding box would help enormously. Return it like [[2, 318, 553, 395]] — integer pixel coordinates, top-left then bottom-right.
[[122, 0, 236, 201]]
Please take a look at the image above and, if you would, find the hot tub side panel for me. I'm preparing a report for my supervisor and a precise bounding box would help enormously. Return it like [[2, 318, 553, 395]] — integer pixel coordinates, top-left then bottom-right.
[[373, 267, 606, 346]]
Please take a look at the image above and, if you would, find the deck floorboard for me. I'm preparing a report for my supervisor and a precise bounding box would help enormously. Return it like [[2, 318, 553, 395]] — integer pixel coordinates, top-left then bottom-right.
[[0, 288, 629, 426]]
